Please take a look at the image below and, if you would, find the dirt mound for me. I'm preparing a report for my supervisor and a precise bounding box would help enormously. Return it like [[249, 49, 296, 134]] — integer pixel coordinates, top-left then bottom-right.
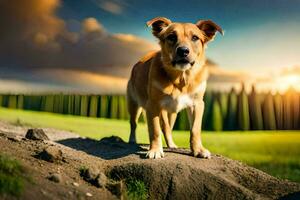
[[108, 150, 300, 200], [0, 121, 299, 199], [57, 135, 300, 199]]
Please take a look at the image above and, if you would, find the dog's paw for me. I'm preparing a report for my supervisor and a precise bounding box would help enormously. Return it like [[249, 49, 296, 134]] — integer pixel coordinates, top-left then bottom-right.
[[146, 148, 164, 159], [192, 148, 211, 159]]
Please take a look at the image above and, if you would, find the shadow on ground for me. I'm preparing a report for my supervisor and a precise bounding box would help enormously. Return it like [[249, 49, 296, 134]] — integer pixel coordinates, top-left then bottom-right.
[[57, 136, 144, 160], [57, 136, 192, 160]]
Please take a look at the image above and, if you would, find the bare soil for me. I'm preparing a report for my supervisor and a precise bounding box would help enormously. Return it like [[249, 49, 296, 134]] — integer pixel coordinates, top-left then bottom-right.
[[0, 120, 299, 200]]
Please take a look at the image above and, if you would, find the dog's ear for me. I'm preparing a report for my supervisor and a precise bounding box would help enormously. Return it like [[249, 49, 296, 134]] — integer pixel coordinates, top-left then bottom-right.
[[147, 17, 172, 38], [196, 20, 223, 43]]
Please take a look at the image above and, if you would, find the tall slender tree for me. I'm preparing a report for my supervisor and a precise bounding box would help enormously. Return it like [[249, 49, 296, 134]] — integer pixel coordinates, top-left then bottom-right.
[[217, 92, 228, 121], [80, 95, 89, 116], [283, 88, 293, 129], [99, 95, 108, 118], [44, 95, 54, 112], [225, 88, 238, 130], [17, 95, 24, 109], [273, 93, 284, 130], [174, 109, 190, 130], [262, 92, 276, 130], [74, 95, 81, 115], [237, 84, 250, 131], [248, 85, 263, 130], [8, 95, 17, 109], [211, 97, 223, 131], [89, 95, 98, 117], [110, 96, 119, 119], [0, 95, 3, 107], [117, 96, 127, 119], [290, 89, 300, 129], [68, 95, 75, 115]]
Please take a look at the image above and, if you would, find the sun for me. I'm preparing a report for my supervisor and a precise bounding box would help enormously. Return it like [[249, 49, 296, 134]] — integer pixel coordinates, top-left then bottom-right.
[[275, 74, 300, 92]]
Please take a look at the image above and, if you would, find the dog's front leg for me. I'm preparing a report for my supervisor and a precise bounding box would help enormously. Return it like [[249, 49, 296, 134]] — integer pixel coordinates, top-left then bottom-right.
[[187, 100, 211, 159], [146, 102, 164, 159]]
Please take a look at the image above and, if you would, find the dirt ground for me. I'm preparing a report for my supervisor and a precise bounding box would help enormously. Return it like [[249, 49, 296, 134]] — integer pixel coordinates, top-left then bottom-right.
[[0, 120, 299, 200]]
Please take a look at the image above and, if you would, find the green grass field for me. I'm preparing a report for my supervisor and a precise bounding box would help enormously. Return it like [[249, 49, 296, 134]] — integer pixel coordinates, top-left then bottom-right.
[[0, 107, 299, 183]]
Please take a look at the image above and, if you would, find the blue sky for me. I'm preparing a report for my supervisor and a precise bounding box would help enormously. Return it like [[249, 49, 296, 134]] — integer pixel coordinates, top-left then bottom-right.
[[59, 0, 300, 72]]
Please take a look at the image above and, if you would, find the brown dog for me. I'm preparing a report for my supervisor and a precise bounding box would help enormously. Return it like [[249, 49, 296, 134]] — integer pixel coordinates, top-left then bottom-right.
[[127, 17, 223, 159]]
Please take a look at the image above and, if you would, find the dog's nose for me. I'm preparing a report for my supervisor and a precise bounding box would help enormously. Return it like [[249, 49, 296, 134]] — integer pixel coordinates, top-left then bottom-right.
[[176, 46, 189, 57]]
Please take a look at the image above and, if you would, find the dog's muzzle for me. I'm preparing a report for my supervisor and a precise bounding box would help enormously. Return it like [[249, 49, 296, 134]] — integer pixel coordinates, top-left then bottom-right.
[[172, 58, 195, 67]]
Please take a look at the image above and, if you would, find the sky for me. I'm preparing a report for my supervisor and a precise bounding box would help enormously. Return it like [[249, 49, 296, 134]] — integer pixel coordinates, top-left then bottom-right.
[[0, 0, 300, 93]]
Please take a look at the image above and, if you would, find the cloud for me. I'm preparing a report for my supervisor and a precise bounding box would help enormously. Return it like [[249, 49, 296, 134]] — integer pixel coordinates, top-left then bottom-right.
[[208, 67, 250, 83], [0, 68, 128, 94], [97, 1, 123, 14], [0, 0, 158, 82], [37, 68, 128, 94], [82, 18, 105, 33], [280, 66, 300, 76], [205, 62, 253, 91]]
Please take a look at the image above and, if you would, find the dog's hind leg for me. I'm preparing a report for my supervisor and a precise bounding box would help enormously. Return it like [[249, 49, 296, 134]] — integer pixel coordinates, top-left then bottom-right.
[[127, 96, 142, 144], [161, 110, 177, 148]]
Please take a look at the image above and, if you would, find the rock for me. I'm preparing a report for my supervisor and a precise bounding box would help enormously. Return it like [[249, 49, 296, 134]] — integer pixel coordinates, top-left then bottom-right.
[[80, 167, 99, 181], [73, 182, 79, 187], [37, 146, 63, 163], [80, 167, 107, 188], [99, 136, 125, 144], [41, 189, 47, 196], [85, 192, 93, 197], [48, 173, 63, 183], [25, 129, 49, 141], [106, 181, 126, 199], [7, 135, 22, 142]]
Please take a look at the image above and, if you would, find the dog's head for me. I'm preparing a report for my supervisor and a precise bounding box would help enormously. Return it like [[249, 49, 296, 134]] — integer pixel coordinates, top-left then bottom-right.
[[147, 17, 223, 71]]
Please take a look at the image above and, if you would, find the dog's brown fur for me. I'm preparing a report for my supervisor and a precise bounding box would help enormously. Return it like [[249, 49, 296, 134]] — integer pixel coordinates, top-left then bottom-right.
[[127, 17, 223, 159]]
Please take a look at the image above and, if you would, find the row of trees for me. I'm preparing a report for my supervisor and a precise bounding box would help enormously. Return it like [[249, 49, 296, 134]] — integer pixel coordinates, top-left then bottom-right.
[[0, 86, 299, 131], [0, 94, 129, 120]]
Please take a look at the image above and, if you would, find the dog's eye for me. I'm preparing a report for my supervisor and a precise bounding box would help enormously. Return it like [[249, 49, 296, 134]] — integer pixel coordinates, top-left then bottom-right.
[[192, 35, 199, 41], [166, 34, 177, 42]]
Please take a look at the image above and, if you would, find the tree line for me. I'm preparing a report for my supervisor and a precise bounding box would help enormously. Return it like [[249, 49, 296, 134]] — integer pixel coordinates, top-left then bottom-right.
[[0, 86, 299, 131]]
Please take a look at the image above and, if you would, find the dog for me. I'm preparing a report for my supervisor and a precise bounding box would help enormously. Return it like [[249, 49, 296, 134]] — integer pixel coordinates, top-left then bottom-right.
[[127, 17, 223, 159]]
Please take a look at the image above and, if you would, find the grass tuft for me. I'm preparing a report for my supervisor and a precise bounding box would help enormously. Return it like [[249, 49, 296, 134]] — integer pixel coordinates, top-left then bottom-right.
[[79, 165, 88, 176], [0, 154, 26, 197], [125, 179, 148, 200]]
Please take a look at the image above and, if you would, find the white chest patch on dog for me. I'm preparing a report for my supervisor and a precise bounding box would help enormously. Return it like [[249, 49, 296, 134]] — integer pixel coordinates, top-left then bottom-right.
[[160, 94, 194, 113], [160, 81, 207, 113], [176, 94, 194, 111]]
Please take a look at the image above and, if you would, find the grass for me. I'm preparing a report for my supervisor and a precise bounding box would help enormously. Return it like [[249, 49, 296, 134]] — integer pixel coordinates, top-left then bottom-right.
[[0, 107, 300, 183], [0, 154, 26, 197], [125, 179, 148, 200], [79, 166, 89, 176]]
